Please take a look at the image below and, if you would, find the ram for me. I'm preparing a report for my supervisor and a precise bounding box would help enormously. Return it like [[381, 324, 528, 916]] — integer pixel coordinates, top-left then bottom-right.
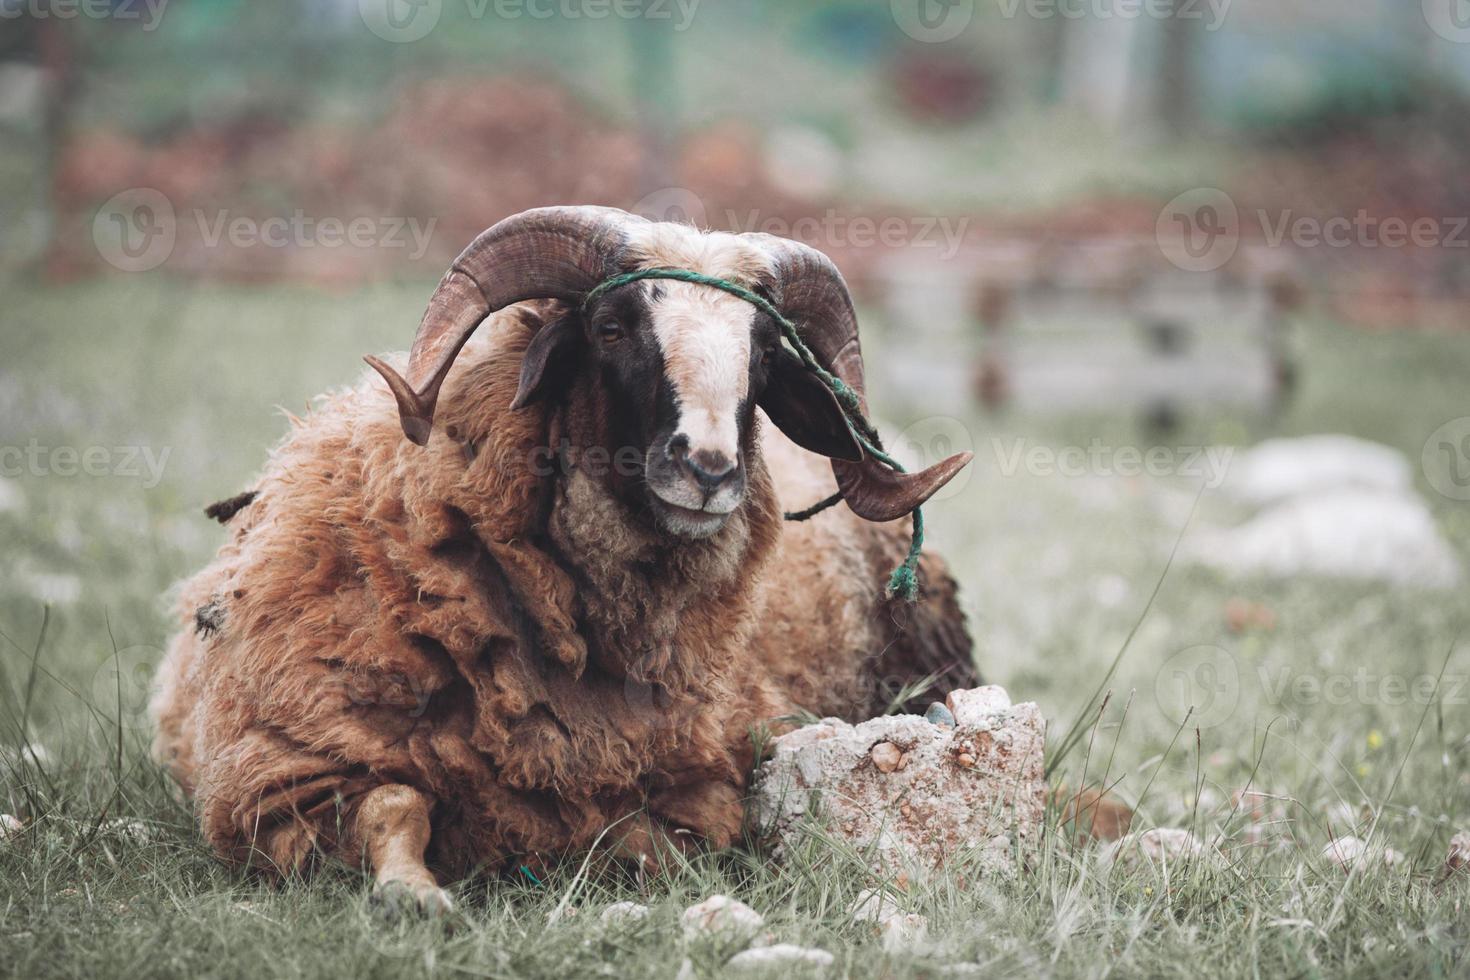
[[149, 206, 977, 913]]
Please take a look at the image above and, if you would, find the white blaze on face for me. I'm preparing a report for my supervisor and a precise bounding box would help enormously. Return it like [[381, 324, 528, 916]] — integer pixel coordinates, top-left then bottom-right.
[[648, 282, 755, 462]]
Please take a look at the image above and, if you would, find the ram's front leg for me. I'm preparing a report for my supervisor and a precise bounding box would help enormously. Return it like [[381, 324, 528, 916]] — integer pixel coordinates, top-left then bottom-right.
[[351, 784, 454, 918]]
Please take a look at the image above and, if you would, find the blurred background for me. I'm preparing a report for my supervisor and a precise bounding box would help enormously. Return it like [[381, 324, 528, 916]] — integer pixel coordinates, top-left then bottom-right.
[[2, 0, 1469, 791]]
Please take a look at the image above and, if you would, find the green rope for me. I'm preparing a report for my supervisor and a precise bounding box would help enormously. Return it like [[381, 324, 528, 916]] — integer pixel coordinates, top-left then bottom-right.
[[582, 267, 925, 601]]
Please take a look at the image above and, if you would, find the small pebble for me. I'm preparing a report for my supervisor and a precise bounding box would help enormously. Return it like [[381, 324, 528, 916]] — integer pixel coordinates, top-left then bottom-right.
[[880, 913, 928, 953], [1100, 828, 1219, 870], [870, 742, 902, 773], [1444, 830, 1470, 877], [851, 887, 902, 923], [107, 819, 157, 842], [924, 702, 955, 727], [681, 895, 764, 942], [600, 901, 652, 926], [726, 944, 834, 972], [956, 752, 976, 768], [1322, 836, 1406, 872]]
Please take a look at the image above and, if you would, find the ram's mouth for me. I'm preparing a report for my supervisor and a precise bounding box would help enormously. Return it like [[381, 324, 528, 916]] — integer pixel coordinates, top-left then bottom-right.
[[647, 493, 732, 539]]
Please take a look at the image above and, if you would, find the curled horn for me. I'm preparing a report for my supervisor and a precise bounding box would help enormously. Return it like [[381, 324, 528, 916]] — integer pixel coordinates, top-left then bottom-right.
[[366, 206, 638, 445], [747, 234, 973, 523]]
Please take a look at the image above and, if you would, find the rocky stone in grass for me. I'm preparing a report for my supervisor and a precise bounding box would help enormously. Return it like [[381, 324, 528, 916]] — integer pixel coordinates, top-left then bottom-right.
[[850, 887, 928, 952], [1099, 828, 1222, 871], [878, 913, 928, 953], [681, 895, 764, 943], [1187, 488, 1462, 589], [725, 944, 834, 972], [1444, 831, 1470, 878], [599, 901, 652, 927], [1321, 836, 1406, 872], [751, 686, 1046, 878], [1223, 435, 1411, 506]]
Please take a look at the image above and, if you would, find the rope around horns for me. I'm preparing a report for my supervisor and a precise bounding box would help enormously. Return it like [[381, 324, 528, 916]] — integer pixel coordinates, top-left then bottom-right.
[[581, 267, 925, 602]]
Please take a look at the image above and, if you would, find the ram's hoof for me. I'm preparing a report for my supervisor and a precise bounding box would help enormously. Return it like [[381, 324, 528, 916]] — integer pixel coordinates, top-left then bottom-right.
[[370, 879, 456, 922]]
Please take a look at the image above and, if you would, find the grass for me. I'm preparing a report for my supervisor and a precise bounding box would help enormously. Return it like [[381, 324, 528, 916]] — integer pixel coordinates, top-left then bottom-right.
[[1, 277, 1469, 978]]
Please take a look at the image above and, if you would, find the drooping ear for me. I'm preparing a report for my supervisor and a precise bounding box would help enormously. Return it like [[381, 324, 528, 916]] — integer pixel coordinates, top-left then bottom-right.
[[759, 347, 863, 462], [510, 315, 583, 410]]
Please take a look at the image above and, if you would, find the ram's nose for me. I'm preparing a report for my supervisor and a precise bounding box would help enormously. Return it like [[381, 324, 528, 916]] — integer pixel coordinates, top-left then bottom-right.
[[667, 436, 739, 496]]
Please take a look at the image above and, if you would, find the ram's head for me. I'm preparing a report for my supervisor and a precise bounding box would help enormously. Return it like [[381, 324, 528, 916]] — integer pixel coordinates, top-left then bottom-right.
[[367, 206, 970, 538]]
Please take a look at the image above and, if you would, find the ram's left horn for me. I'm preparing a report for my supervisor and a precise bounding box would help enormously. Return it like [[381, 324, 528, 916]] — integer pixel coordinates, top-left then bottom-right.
[[367, 206, 642, 445]]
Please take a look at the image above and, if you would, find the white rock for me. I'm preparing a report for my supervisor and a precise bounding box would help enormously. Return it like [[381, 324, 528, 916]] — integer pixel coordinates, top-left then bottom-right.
[[1188, 489, 1462, 589], [107, 819, 156, 841], [726, 944, 834, 972], [850, 887, 903, 923], [752, 687, 1046, 878], [1099, 828, 1220, 871], [1224, 435, 1411, 505], [0, 814, 22, 839], [879, 913, 928, 953], [1444, 831, 1470, 877], [945, 686, 1012, 727], [681, 895, 764, 942], [1322, 836, 1406, 871], [600, 901, 652, 927]]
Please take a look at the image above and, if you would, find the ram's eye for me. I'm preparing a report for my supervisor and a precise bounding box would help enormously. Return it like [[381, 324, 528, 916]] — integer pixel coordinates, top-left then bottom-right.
[[761, 343, 777, 366], [597, 321, 624, 344]]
